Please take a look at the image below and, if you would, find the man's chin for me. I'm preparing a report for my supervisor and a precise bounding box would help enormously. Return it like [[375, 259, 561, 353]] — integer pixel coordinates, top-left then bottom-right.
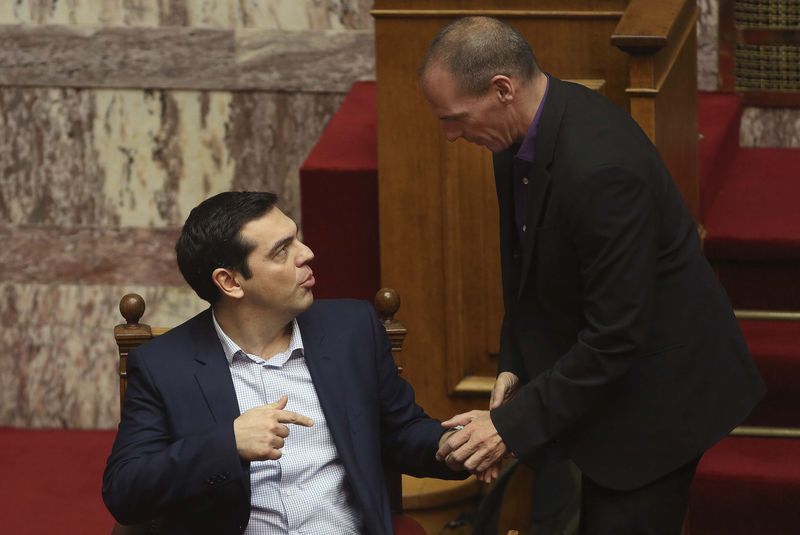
[[299, 292, 314, 310]]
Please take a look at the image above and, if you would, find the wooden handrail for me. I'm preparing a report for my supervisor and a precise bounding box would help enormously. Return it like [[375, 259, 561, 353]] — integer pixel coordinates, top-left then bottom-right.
[[611, 0, 694, 52]]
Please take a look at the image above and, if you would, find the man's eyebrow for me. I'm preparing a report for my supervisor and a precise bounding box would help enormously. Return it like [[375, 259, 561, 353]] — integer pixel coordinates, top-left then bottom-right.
[[267, 222, 300, 257], [268, 236, 294, 257]]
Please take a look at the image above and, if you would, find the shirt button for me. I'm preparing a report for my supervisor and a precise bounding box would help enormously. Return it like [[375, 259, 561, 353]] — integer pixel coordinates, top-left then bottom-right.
[[522, 177, 529, 185], [523, 224, 527, 232]]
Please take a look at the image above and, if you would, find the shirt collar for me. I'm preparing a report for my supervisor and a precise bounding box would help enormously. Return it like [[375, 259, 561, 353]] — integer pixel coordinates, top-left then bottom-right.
[[211, 310, 304, 367], [514, 74, 550, 163]]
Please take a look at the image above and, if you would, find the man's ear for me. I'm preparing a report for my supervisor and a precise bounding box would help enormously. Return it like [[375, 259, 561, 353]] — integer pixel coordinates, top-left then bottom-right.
[[212, 267, 244, 300], [490, 75, 515, 103]]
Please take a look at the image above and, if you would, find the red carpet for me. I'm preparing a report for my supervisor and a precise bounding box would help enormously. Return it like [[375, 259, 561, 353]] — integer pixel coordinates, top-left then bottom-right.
[[0, 427, 116, 535], [697, 92, 742, 219], [698, 92, 800, 310], [690, 93, 800, 534], [689, 436, 800, 535], [704, 147, 800, 261], [740, 319, 800, 427]]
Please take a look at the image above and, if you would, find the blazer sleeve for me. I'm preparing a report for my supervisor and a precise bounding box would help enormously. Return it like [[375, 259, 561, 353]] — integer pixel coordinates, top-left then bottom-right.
[[491, 164, 659, 463], [365, 304, 463, 480], [498, 312, 529, 381], [102, 349, 246, 525]]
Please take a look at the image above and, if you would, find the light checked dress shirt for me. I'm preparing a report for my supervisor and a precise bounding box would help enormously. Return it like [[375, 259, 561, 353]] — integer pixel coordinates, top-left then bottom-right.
[[212, 312, 363, 535]]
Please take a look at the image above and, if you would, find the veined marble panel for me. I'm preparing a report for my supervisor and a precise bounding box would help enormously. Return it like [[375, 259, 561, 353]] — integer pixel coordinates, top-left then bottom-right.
[[0, 0, 374, 29], [0, 87, 341, 227], [227, 91, 345, 222], [740, 107, 800, 148], [0, 226, 184, 285], [0, 25, 375, 92], [697, 0, 719, 91], [0, 282, 206, 429]]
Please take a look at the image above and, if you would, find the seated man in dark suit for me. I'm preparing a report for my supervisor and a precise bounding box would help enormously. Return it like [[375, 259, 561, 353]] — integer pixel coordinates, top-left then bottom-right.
[[103, 191, 462, 535]]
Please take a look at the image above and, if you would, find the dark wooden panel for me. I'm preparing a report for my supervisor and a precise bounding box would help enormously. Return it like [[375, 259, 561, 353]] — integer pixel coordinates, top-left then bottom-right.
[[0, 25, 373, 92]]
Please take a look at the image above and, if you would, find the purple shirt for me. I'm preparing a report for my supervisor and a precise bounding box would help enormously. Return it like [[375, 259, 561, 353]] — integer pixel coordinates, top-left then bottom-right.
[[512, 75, 550, 241]]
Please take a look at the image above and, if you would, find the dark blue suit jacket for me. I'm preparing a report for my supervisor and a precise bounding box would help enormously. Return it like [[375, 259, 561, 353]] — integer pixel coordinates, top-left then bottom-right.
[[103, 299, 456, 535]]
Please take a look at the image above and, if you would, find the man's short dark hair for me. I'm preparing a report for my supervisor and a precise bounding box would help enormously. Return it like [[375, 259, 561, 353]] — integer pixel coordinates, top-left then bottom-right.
[[420, 16, 539, 96], [176, 191, 278, 304]]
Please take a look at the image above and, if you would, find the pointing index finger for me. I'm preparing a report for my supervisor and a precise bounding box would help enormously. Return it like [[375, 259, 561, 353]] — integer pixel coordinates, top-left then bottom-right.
[[276, 409, 314, 427]]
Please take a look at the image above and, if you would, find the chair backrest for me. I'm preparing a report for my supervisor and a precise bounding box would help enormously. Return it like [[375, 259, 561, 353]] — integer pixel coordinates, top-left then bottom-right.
[[113, 288, 408, 512]]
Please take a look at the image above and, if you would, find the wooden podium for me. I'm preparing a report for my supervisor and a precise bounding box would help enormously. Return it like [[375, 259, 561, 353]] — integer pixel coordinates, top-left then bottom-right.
[[373, 0, 699, 419]]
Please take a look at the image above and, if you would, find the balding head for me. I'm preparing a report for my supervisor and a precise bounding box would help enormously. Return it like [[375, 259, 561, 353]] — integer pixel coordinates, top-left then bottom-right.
[[419, 16, 539, 96]]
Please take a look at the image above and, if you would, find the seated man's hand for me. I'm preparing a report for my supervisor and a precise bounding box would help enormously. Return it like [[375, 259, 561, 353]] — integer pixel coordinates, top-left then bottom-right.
[[233, 395, 314, 461], [436, 410, 507, 474]]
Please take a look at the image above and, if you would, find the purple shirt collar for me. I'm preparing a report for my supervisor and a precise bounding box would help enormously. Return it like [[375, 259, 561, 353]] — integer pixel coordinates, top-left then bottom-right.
[[514, 74, 550, 163]]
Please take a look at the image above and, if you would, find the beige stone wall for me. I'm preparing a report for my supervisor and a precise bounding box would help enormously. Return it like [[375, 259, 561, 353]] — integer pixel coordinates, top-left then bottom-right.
[[0, 0, 373, 429]]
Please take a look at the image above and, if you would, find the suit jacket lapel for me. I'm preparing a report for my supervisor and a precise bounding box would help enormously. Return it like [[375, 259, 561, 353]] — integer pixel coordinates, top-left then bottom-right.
[[191, 309, 241, 424], [190, 310, 249, 499], [296, 312, 357, 472], [517, 76, 566, 299], [518, 161, 552, 298]]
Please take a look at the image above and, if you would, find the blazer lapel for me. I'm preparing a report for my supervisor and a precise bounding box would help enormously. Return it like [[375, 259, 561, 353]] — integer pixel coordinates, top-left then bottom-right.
[[517, 76, 566, 299], [191, 310, 241, 424], [189, 310, 249, 500], [518, 161, 552, 299], [296, 313, 357, 471]]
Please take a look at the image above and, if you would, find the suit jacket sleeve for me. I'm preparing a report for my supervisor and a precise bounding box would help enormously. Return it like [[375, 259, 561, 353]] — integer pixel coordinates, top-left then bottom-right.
[[498, 313, 529, 381], [102, 349, 246, 525], [366, 304, 462, 480], [491, 164, 659, 463]]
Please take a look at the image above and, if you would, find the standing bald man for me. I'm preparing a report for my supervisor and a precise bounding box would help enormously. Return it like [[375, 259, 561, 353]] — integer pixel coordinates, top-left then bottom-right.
[[419, 17, 764, 535]]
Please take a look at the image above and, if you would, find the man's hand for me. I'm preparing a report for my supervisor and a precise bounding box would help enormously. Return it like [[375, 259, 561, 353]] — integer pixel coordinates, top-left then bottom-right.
[[436, 410, 507, 474], [489, 371, 520, 409], [233, 395, 314, 461]]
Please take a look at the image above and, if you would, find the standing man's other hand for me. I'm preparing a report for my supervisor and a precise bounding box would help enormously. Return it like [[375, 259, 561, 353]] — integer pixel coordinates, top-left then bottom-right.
[[489, 371, 520, 409]]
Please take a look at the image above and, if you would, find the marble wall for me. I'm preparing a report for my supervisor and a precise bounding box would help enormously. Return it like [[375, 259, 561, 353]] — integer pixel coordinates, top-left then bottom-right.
[[2, 0, 797, 429], [0, 0, 373, 429]]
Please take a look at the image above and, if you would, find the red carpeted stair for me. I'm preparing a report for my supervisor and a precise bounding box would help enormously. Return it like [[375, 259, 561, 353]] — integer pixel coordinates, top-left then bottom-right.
[[689, 436, 800, 535], [698, 92, 800, 311], [689, 93, 800, 534]]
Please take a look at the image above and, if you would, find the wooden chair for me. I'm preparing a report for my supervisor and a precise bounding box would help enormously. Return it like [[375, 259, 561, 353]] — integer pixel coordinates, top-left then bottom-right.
[[112, 288, 425, 534]]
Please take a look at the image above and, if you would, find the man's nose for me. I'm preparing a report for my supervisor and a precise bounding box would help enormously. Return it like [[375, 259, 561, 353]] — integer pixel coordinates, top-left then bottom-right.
[[297, 242, 314, 264]]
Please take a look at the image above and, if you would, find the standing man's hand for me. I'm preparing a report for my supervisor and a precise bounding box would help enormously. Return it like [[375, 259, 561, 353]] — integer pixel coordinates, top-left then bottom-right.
[[436, 411, 507, 474], [473, 372, 520, 483], [489, 371, 520, 409], [233, 395, 314, 461]]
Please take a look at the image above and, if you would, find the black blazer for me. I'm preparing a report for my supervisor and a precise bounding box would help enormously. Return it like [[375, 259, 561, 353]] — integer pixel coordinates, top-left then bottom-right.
[[103, 299, 457, 535], [490, 77, 765, 490]]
